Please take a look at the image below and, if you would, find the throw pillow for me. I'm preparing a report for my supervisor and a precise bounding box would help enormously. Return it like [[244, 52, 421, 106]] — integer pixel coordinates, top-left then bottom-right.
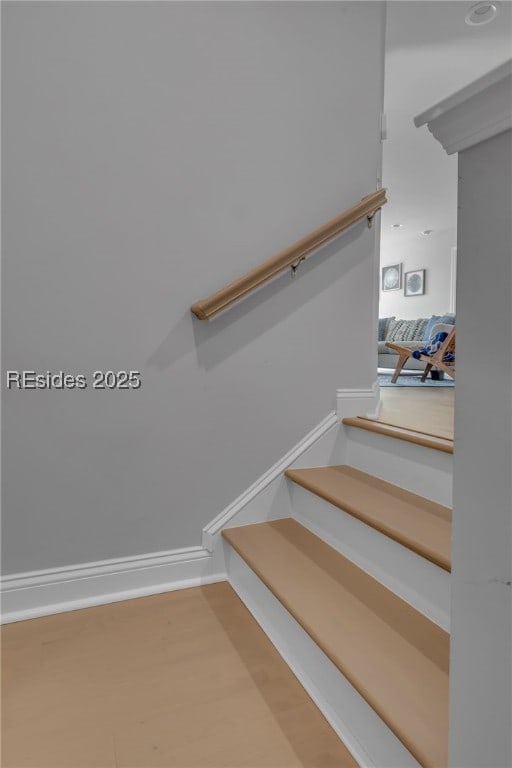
[[424, 315, 442, 340], [438, 314, 456, 325], [387, 318, 429, 343], [424, 314, 456, 340], [378, 316, 395, 341]]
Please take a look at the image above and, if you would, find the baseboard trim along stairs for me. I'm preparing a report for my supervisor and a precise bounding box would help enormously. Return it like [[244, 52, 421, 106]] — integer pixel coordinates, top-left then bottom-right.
[[202, 411, 341, 552]]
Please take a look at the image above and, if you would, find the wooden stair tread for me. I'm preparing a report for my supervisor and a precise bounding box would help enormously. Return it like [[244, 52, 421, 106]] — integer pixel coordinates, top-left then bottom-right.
[[343, 416, 454, 454], [285, 465, 451, 571], [223, 519, 449, 768]]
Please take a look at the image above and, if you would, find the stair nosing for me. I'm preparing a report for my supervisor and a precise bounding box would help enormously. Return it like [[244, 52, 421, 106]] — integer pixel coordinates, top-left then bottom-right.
[[285, 464, 451, 571], [342, 416, 454, 454], [223, 519, 448, 768]]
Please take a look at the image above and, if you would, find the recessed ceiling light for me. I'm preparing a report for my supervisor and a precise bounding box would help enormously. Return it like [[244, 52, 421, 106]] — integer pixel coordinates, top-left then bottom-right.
[[391, 223, 403, 229], [465, 2, 499, 26], [420, 229, 433, 236]]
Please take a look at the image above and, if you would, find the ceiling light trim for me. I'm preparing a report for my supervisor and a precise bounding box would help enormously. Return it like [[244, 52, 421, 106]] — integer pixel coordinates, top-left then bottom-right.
[[465, 2, 499, 26]]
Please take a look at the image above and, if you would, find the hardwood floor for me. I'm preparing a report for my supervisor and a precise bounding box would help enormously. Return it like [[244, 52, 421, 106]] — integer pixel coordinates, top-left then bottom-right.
[[1, 388, 454, 767], [373, 387, 454, 441], [1, 582, 357, 768]]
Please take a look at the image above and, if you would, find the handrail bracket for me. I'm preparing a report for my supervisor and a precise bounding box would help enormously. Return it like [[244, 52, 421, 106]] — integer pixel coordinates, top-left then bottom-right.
[[190, 189, 388, 320], [290, 256, 306, 277], [366, 208, 380, 228]]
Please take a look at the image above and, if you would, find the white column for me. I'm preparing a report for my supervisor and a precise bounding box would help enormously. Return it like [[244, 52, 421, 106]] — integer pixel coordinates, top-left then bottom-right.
[[415, 61, 512, 768]]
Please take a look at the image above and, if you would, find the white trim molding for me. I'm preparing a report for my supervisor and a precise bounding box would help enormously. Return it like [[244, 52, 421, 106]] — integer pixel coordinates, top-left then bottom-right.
[[203, 387, 380, 552], [414, 59, 512, 155], [202, 411, 339, 551], [1, 546, 225, 624], [336, 381, 381, 420]]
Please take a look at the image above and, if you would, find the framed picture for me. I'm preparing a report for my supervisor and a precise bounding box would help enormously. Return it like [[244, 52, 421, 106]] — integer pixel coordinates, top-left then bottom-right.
[[381, 263, 402, 292], [404, 269, 425, 296]]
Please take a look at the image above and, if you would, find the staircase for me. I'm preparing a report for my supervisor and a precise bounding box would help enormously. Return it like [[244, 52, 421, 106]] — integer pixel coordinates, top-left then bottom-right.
[[220, 416, 453, 768]]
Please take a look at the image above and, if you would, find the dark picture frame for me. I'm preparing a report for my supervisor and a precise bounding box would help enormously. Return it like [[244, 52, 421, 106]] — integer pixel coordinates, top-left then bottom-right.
[[404, 269, 426, 297], [381, 263, 402, 292]]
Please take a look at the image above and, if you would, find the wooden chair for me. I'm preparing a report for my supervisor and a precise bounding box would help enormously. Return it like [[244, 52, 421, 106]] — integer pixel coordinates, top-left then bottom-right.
[[417, 326, 455, 381], [386, 327, 455, 383]]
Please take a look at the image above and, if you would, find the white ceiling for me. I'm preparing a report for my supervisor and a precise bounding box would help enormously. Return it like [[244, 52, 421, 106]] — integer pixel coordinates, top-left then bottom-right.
[[381, 0, 512, 250]]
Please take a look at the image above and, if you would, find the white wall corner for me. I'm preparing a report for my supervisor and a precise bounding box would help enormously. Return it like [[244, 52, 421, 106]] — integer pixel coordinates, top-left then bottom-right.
[[202, 411, 340, 552], [414, 59, 512, 155], [336, 382, 381, 420], [1, 547, 226, 624], [449, 246, 457, 314]]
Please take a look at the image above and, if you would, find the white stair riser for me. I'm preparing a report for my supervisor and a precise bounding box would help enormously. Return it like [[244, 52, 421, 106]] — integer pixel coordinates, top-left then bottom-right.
[[289, 482, 450, 630], [225, 544, 421, 768], [345, 427, 453, 507]]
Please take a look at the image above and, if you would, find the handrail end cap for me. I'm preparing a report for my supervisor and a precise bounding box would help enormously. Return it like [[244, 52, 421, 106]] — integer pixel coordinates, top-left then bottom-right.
[[191, 302, 209, 321]]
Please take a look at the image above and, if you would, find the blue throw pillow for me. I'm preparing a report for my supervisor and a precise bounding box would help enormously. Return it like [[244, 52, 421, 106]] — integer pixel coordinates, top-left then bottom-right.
[[424, 314, 455, 340], [438, 314, 455, 325], [424, 315, 442, 340]]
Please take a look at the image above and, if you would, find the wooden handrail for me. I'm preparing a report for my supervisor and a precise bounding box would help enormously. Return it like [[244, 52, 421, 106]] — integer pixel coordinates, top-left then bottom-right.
[[190, 188, 387, 320]]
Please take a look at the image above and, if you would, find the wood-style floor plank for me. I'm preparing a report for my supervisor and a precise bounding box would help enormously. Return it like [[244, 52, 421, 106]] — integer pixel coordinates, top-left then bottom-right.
[[1, 582, 358, 768], [375, 387, 454, 441]]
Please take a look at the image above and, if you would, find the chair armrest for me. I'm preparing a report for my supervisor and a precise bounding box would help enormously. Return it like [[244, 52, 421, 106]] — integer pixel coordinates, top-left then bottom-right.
[[385, 341, 424, 352]]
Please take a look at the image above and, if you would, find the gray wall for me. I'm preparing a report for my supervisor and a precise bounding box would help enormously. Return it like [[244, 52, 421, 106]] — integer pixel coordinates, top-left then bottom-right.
[[450, 129, 512, 768], [2, 1, 385, 573]]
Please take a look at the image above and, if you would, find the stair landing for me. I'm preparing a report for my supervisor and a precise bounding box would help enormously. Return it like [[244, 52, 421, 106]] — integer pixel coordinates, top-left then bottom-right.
[[375, 387, 454, 442]]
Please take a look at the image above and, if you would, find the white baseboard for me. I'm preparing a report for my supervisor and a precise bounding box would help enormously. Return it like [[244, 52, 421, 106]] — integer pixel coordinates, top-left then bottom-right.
[[1, 387, 380, 624], [203, 387, 380, 552], [337, 381, 381, 419], [1, 546, 226, 623], [202, 411, 340, 551], [226, 546, 420, 768]]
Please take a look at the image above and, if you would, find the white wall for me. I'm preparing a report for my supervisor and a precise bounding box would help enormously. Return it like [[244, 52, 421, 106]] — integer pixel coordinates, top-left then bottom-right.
[[379, 228, 455, 320], [379, 1, 512, 325], [2, 2, 385, 574], [450, 128, 512, 768]]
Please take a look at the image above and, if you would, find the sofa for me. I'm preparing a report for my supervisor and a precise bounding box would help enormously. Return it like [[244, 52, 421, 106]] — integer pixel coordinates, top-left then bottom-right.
[[378, 314, 455, 372]]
